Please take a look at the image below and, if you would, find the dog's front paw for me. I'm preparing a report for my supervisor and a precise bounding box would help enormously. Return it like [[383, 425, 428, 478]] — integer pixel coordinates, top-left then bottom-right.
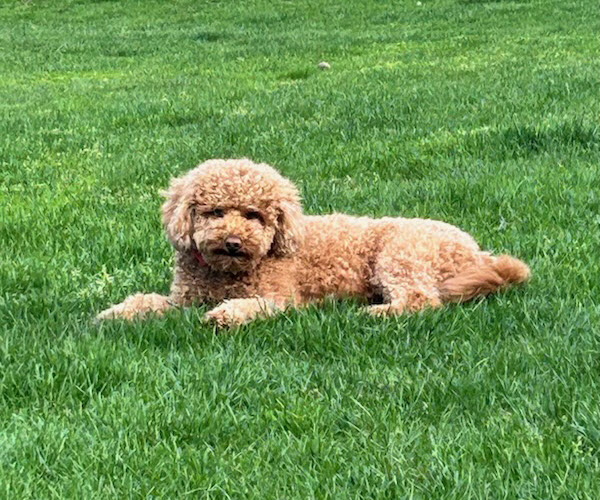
[[204, 301, 249, 327], [204, 298, 277, 327], [96, 293, 171, 321]]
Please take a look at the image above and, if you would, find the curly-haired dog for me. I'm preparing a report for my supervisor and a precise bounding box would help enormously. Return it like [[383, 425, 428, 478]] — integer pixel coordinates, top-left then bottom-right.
[[97, 159, 530, 326]]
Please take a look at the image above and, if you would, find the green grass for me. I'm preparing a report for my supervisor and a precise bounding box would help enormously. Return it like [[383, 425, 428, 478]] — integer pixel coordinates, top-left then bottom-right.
[[1, 0, 599, 496]]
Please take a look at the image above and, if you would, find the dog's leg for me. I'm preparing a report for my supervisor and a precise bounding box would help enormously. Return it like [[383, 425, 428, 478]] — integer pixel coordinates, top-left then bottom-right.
[[367, 288, 442, 316], [204, 297, 281, 327], [96, 293, 173, 321], [367, 255, 441, 317]]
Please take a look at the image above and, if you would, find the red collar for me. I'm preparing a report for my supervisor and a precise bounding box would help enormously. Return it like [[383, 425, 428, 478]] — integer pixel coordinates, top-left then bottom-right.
[[192, 249, 208, 267]]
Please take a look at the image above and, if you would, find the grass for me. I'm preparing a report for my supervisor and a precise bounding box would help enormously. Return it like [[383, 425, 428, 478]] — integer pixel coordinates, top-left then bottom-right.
[[1, 0, 599, 496]]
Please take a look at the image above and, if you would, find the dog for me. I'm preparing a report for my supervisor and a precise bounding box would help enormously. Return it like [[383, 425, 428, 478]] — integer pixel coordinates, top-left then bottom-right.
[[97, 158, 530, 326]]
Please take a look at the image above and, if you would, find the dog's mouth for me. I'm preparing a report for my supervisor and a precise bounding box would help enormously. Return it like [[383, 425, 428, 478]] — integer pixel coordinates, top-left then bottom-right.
[[212, 248, 250, 259]]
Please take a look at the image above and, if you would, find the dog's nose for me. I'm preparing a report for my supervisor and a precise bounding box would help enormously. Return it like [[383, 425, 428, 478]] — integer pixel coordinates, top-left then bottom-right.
[[224, 236, 242, 253]]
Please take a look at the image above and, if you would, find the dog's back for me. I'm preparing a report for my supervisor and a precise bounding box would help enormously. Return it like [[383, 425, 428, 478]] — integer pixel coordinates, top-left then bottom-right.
[[294, 213, 529, 305]]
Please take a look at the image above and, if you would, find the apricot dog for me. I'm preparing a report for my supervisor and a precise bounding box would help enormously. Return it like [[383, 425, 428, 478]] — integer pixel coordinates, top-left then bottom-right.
[[97, 159, 530, 326]]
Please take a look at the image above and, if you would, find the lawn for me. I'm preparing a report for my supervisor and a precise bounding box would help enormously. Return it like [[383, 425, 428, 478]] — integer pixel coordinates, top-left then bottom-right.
[[1, 0, 599, 497]]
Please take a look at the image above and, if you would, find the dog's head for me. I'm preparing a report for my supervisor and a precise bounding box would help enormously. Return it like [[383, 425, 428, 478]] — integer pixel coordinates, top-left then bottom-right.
[[161, 159, 303, 273]]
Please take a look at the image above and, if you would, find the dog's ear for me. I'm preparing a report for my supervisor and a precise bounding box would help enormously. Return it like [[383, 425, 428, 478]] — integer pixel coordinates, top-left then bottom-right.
[[271, 197, 304, 257], [161, 177, 194, 251]]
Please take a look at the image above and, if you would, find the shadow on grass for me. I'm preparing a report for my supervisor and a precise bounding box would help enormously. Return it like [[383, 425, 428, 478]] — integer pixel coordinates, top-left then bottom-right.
[[193, 30, 231, 43], [423, 121, 599, 160], [496, 122, 599, 154], [277, 68, 313, 81]]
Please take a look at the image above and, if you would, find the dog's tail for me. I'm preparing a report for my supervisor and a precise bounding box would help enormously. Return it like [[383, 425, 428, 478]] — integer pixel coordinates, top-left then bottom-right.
[[440, 254, 531, 303]]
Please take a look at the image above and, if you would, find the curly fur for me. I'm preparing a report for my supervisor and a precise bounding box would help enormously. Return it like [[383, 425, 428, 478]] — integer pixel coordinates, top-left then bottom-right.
[[97, 159, 530, 326]]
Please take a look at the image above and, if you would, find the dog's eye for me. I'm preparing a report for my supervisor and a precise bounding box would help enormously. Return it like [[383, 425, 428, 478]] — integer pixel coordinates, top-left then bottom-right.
[[205, 209, 224, 218], [245, 211, 263, 223]]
